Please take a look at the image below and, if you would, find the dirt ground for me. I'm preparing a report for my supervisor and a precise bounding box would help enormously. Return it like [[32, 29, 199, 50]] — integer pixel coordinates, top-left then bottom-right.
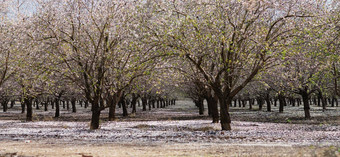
[[0, 100, 339, 157], [1, 141, 339, 157]]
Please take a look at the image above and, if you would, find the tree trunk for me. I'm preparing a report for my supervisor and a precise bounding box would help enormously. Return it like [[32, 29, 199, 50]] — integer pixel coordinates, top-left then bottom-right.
[[2, 100, 8, 112], [265, 94, 271, 112], [301, 91, 311, 119], [152, 100, 155, 108], [142, 97, 147, 111], [218, 96, 231, 131], [90, 107, 101, 130], [10, 100, 15, 108], [131, 94, 137, 114], [198, 97, 204, 115], [21, 100, 25, 113], [35, 100, 40, 110], [257, 97, 263, 111], [108, 93, 120, 121], [278, 94, 284, 113], [66, 100, 69, 110], [44, 102, 48, 111], [84, 101, 88, 109], [148, 98, 152, 111], [71, 98, 76, 113], [55, 98, 60, 118], [206, 95, 219, 123], [318, 91, 326, 111], [121, 96, 128, 117], [24, 97, 33, 121], [51, 100, 54, 109], [242, 100, 246, 107]]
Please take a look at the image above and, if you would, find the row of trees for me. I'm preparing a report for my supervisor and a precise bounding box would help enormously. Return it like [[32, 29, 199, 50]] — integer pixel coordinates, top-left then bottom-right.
[[1, 0, 340, 130]]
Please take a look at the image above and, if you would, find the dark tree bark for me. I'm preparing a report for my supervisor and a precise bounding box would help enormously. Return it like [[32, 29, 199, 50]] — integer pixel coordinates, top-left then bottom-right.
[[90, 102, 101, 130], [10, 100, 15, 108], [152, 99, 155, 108], [108, 92, 121, 121], [107, 95, 116, 121], [141, 96, 147, 111], [278, 94, 285, 113], [217, 95, 231, 130], [71, 98, 76, 113], [1, 99, 9, 112], [300, 90, 311, 119], [84, 100, 89, 108], [24, 97, 33, 121], [257, 97, 263, 111], [66, 100, 70, 110], [265, 93, 271, 112], [317, 90, 327, 111], [131, 94, 137, 114], [44, 101, 48, 111], [51, 100, 54, 109], [148, 98, 152, 111], [62, 101, 65, 109], [55, 98, 60, 118], [35, 100, 40, 110], [121, 95, 128, 117], [206, 93, 219, 123], [21, 100, 25, 113], [196, 97, 204, 115]]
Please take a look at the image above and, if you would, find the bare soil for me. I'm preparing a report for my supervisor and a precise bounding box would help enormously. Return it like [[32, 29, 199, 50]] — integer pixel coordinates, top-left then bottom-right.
[[0, 100, 339, 157]]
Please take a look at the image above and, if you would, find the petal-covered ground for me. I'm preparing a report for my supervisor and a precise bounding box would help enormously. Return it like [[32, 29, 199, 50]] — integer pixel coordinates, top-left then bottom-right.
[[0, 100, 339, 156]]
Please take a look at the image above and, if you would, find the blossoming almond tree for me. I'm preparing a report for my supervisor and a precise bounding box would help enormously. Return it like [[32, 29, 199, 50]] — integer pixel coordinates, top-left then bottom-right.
[[147, 0, 322, 130]]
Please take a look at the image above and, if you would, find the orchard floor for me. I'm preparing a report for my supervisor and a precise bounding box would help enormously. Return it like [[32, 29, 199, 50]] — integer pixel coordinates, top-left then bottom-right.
[[0, 100, 340, 157]]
